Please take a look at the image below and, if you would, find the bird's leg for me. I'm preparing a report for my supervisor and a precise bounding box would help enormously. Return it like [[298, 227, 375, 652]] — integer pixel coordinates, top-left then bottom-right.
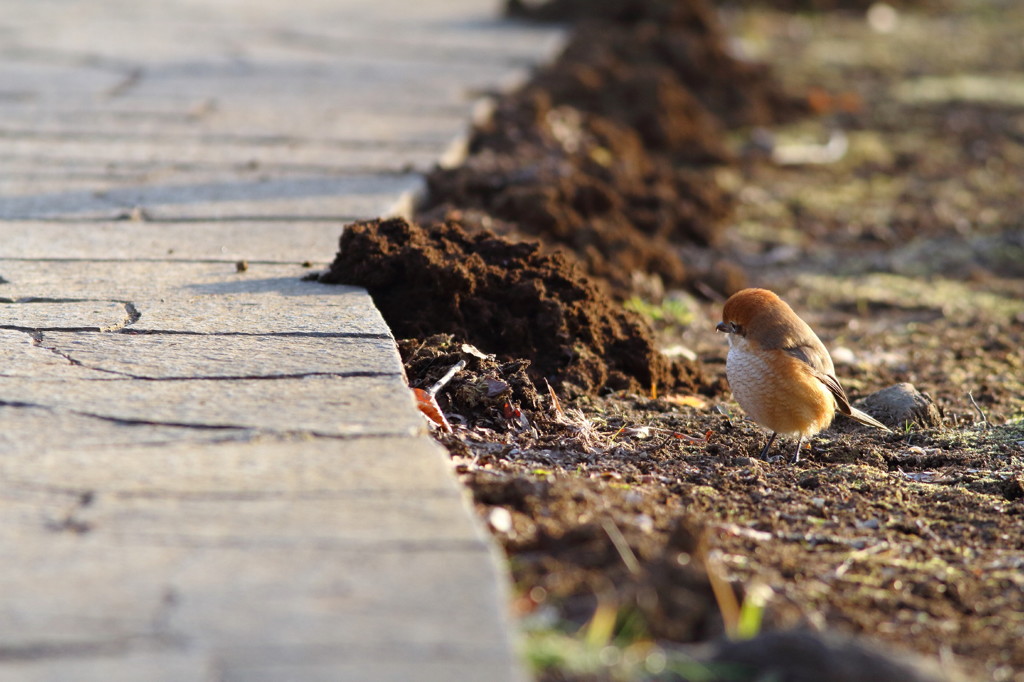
[[790, 436, 804, 464], [758, 432, 778, 460]]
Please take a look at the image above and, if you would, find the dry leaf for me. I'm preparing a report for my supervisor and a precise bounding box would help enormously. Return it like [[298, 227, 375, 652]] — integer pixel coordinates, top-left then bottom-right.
[[664, 394, 707, 409], [413, 387, 452, 432]]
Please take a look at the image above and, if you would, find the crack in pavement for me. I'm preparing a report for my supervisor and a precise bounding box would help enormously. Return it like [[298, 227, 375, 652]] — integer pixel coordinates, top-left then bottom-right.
[[0, 126, 457, 150], [3, 480, 457, 502], [28, 344, 403, 380], [0, 256, 329, 264], [65, 417, 423, 441], [59, 371, 400, 382], [104, 67, 143, 98], [0, 634, 188, 663], [0, 214, 365, 224], [119, 330, 392, 338], [66, 411, 269, 431], [0, 400, 417, 439], [29, 330, 400, 380], [94, 371, 403, 381], [0, 296, 133, 305], [1, 324, 126, 333], [0, 297, 139, 332], [94, 535, 488, 553]]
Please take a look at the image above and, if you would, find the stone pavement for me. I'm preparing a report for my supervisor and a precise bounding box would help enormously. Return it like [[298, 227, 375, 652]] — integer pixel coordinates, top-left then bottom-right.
[[0, 2, 564, 679]]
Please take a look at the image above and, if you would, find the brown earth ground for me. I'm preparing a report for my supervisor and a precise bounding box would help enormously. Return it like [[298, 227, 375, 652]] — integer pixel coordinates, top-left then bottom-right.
[[466, 2, 1024, 679], [320, 1, 1024, 680]]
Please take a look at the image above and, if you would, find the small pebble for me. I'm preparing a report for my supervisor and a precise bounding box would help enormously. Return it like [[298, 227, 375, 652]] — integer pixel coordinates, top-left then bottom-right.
[[488, 506, 513, 534]]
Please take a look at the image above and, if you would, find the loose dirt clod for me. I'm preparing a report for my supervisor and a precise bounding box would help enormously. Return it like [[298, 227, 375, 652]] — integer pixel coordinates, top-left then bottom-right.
[[400, 334, 542, 427]]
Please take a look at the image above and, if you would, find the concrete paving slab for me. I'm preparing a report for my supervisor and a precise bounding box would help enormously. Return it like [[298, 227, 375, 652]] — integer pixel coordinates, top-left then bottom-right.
[[0, 221, 341, 263], [0, 173, 424, 222], [0, 301, 133, 332], [2, 323, 403, 383], [0, 261, 389, 336], [0, 0, 565, 678], [164, 545, 510, 648], [0, 107, 474, 145], [0, 405, 256, 453], [61, 493, 476, 548], [0, 375, 422, 437], [129, 293, 393, 336], [1, 0, 564, 67], [36, 333, 400, 379], [0, 540, 506, 649], [106, 61, 525, 105], [1, 329, 105, 378], [0, 62, 127, 98], [7, 654, 213, 682], [0, 438, 458, 495], [219, 660, 514, 682], [0, 135, 455, 176], [0, 540, 186, 644], [0, 433, 513, 679]]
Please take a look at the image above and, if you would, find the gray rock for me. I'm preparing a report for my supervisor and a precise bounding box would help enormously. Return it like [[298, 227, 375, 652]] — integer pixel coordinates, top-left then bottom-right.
[[855, 383, 942, 429], [710, 630, 963, 682]]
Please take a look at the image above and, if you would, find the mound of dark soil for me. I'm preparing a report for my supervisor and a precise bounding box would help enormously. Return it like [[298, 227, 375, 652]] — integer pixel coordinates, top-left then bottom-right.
[[421, 93, 732, 295], [420, 0, 804, 299], [529, 8, 802, 130], [319, 217, 705, 396]]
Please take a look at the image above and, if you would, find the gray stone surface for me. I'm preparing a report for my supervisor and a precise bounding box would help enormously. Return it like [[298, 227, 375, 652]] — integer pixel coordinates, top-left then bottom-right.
[[1, 375, 423, 437], [0, 221, 343, 262], [0, 405, 256, 451], [0, 0, 565, 678], [0, 301, 134, 332], [0, 173, 426, 222], [36, 332, 400, 378], [0, 261, 391, 335], [1, 438, 462, 494], [7, 654, 214, 682]]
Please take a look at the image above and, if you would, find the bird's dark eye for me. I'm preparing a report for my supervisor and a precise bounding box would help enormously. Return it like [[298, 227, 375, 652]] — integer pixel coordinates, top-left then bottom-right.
[[733, 324, 745, 336]]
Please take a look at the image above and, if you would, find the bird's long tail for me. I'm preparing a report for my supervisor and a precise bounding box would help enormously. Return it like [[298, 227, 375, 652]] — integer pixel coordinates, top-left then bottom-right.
[[845, 406, 891, 432]]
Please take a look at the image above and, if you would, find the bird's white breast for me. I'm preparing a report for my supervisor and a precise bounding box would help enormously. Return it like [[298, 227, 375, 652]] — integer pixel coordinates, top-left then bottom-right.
[[726, 341, 776, 423], [725, 337, 835, 437]]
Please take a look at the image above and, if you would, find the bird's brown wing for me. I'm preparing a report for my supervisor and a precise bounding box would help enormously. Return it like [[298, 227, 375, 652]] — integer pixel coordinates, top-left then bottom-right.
[[784, 344, 853, 415]]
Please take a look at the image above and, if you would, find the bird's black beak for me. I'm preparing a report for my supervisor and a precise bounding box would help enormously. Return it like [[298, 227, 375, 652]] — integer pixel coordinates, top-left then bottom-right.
[[716, 321, 735, 334]]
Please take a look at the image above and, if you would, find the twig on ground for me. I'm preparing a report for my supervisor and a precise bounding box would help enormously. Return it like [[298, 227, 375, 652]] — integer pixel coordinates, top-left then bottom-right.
[[967, 391, 990, 429], [428, 359, 467, 397], [601, 518, 642, 576]]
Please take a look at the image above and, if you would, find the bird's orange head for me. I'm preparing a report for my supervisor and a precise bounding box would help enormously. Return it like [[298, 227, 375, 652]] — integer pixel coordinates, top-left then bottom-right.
[[716, 287, 813, 351]]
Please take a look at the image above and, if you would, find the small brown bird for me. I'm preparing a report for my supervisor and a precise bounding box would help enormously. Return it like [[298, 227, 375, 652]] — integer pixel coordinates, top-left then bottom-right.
[[716, 288, 889, 462]]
